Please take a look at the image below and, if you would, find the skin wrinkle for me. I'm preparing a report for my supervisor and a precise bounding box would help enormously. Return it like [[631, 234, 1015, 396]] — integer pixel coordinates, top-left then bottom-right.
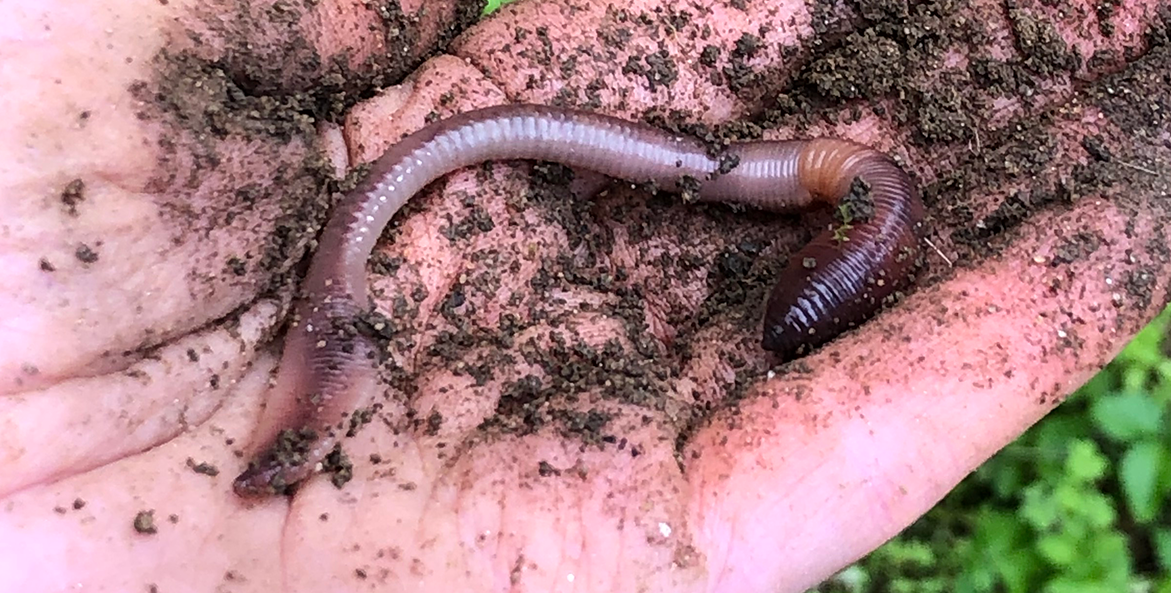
[[462, 441, 518, 588], [0, 0, 1168, 592], [0, 298, 285, 498], [487, 449, 517, 589], [553, 479, 575, 589], [450, 462, 493, 587]]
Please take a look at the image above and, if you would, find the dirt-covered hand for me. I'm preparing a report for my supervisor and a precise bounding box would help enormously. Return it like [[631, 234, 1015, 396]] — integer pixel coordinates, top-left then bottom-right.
[[1, 1, 1168, 592]]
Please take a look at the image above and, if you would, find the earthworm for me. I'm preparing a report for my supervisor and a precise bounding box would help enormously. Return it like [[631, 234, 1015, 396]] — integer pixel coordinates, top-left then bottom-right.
[[233, 103, 924, 497]]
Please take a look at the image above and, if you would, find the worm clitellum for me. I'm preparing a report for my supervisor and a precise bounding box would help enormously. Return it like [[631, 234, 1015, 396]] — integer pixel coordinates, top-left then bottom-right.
[[233, 104, 925, 497]]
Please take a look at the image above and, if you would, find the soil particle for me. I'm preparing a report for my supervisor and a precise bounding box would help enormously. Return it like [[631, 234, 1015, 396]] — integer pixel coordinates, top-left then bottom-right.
[[133, 510, 158, 535], [75, 244, 100, 264], [322, 445, 354, 489], [425, 410, 444, 436], [622, 48, 680, 92], [1095, 0, 1124, 37], [699, 44, 720, 67], [60, 179, 85, 216], [805, 29, 903, 101], [1081, 134, 1113, 162], [837, 178, 876, 224], [1048, 232, 1102, 266], [1006, 5, 1081, 77], [537, 460, 560, 477], [185, 458, 220, 477]]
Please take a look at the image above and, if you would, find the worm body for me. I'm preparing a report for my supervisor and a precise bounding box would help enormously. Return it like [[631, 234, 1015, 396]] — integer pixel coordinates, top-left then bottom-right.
[[233, 104, 924, 497]]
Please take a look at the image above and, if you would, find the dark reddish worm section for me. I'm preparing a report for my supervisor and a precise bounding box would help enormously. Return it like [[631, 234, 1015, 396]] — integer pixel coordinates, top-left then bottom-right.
[[233, 104, 924, 497]]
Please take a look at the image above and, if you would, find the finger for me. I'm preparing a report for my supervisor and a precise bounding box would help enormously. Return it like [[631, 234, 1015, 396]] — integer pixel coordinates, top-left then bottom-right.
[[0, 300, 282, 497], [0, 0, 472, 389]]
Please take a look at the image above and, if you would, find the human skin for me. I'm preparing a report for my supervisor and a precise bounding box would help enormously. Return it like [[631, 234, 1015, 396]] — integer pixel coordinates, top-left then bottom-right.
[[0, 0, 1168, 592]]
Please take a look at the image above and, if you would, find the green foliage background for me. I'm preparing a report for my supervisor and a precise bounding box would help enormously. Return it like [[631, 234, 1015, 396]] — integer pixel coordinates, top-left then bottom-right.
[[478, 2, 1170, 589]]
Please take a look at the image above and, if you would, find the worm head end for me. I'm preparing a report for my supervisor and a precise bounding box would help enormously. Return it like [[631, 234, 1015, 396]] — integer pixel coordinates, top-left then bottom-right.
[[760, 318, 807, 360], [232, 427, 336, 499]]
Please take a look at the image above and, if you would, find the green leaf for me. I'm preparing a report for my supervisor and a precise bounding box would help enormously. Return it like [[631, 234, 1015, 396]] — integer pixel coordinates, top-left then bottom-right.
[[1089, 392, 1164, 442], [1078, 492, 1117, 529], [1154, 528, 1171, 572], [1065, 439, 1107, 482], [482, 0, 513, 14], [961, 509, 1039, 593], [1090, 533, 1134, 583], [1157, 357, 1171, 388], [1037, 533, 1077, 566], [1020, 485, 1058, 530], [1119, 441, 1167, 523]]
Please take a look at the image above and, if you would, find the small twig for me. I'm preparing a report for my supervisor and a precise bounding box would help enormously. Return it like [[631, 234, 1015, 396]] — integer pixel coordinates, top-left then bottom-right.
[[924, 237, 953, 267], [1115, 159, 1158, 176]]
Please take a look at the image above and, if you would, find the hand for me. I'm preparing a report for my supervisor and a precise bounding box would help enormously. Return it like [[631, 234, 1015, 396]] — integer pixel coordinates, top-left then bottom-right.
[[2, 0, 1167, 591]]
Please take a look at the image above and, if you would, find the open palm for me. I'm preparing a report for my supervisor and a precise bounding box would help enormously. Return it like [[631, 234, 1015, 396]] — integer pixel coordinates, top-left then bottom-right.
[[2, 0, 1169, 591]]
